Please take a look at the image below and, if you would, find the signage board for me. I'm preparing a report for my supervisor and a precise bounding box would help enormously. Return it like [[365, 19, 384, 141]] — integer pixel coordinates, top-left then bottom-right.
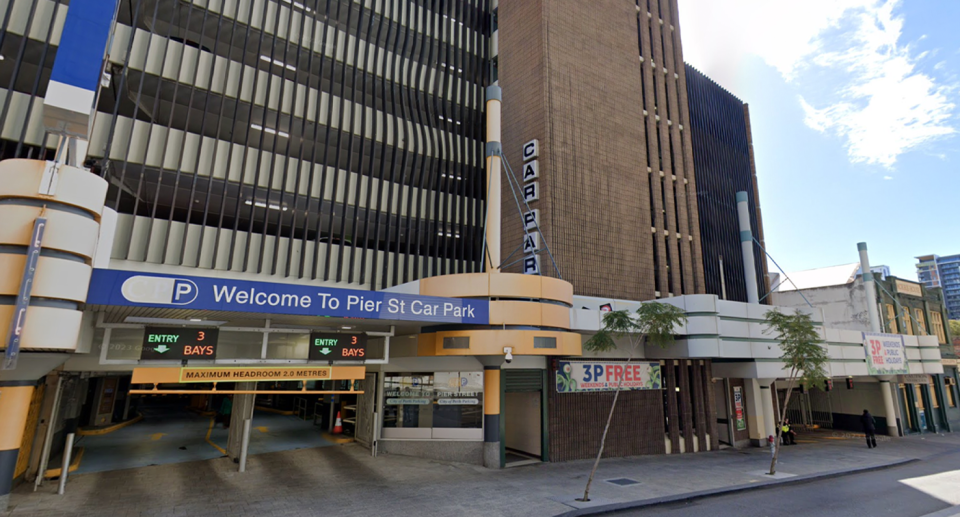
[[523, 255, 540, 275], [863, 332, 909, 375], [898, 374, 931, 385], [523, 210, 539, 231], [3, 217, 46, 370], [555, 361, 661, 393], [895, 279, 923, 298], [141, 327, 219, 360], [522, 160, 539, 181], [522, 233, 540, 254], [438, 398, 479, 405], [86, 269, 489, 324], [522, 182, 539, 202], [733, 386, 746, 431], [308, 332, 367, 360], [522, 139, 539, 161], [386, 398, 431, 405], [178, 366, 332, 382]]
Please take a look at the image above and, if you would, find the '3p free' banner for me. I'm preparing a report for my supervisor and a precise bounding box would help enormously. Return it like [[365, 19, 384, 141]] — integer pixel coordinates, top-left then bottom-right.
[[556, 361, 662, 393]]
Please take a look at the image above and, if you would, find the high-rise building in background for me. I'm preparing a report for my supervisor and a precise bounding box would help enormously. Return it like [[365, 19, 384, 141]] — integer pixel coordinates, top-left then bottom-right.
[[917, 254, 960, 320], [683, 64, 767, 303], [0, 0, 492, 290], [497, 0, 705, 301]]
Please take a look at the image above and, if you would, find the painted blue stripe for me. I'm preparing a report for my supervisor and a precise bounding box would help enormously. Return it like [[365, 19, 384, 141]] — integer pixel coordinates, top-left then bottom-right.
[[49, 0, 118, 92]]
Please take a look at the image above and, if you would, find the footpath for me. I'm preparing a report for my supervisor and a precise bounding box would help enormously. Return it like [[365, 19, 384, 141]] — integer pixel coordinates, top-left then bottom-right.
[[4, 431, 960, 517]]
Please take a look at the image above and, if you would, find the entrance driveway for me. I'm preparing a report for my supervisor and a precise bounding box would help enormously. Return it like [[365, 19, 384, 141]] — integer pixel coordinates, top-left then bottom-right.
[[7, 432, 960, 517]]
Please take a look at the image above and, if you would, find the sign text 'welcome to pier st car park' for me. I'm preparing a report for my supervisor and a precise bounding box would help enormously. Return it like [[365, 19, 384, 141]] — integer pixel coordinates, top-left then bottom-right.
[[86, 269, 489, 324]]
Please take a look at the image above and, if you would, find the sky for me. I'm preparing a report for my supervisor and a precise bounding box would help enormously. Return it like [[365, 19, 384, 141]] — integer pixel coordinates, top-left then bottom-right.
[[678, 0, 960, 282]]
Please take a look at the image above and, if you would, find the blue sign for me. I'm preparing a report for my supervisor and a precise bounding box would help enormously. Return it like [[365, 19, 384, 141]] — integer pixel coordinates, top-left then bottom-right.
[[50, 0, 118, 92], [85, 269, 489, 325]]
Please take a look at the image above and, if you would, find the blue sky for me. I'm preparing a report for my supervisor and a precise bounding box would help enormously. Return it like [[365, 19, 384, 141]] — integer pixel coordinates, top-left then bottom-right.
[[679, 0, 960, 282]]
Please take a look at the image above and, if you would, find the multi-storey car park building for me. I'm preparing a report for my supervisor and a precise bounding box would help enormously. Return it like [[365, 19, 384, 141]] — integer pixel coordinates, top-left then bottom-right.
[[0, 0, 949, 506], [683, 64, 767, 303]]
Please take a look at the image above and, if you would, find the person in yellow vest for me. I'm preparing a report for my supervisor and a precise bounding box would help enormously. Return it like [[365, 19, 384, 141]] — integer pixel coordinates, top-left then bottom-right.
[[781, 418, 797, 445]]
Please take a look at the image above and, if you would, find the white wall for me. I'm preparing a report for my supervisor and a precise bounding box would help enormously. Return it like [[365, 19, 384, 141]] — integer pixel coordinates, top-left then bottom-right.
[[771, 281, 872, 332]]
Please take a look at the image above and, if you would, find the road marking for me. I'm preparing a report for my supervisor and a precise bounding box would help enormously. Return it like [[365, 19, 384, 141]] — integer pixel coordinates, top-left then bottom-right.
[[150, 433, 166, 441], [205, 417, 227, 455], [900, 469, 960, 504], [255, 426, 269, 433]]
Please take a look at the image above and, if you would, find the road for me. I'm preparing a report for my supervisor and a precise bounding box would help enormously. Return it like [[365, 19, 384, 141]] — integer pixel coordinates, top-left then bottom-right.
[[618, 448, 960, 517]]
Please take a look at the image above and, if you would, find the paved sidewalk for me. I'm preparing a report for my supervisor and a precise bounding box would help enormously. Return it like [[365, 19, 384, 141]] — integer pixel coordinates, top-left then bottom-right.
[[5, 432, 960, 517]]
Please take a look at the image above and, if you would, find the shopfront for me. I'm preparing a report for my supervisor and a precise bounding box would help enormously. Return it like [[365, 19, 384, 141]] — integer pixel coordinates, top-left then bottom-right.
[[381, 372, 484, 440], [897, 374, 949, 433]]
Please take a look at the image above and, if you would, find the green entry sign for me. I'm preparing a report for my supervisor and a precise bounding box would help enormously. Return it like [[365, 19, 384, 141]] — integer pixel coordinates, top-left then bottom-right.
[[141, 327, 219, 360], [308, 332, 367, 361]]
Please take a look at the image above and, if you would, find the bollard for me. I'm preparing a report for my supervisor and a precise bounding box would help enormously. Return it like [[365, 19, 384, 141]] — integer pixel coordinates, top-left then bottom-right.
[[57, 433, 75, 495], [238, 419, 251, 472]]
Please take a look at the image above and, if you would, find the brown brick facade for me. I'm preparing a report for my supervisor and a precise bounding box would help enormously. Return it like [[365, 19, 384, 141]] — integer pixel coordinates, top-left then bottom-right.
[[498, 0, 705, 300], [548, 359, 716, 461]]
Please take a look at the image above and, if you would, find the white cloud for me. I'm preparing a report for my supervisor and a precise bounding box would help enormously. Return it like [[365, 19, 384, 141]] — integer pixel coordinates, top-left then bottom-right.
[[679, 0, 956, 167], [883, 175, 893, 180]]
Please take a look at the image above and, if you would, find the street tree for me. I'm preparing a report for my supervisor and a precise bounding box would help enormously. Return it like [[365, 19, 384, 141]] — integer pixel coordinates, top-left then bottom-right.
[[764, 308, 829, 475], [578, 302, 687, 502], [948, 320, 960, 343]]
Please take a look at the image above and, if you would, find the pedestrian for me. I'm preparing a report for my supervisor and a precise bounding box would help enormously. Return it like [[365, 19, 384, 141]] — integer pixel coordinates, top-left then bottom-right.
[[861, 409, 877, 448], [219, 394, 233, 429], [781, 418, 797, 445]]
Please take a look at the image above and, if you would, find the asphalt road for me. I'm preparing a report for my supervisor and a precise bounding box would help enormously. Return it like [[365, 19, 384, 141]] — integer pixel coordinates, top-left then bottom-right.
[[617, 448, 960, 517]]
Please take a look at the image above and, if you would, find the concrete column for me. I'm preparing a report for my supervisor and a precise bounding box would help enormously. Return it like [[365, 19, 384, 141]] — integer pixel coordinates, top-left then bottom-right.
[[760, 384, 777, 439], [484, 86, 502, 272], [743, 378, 766, 444], [879, 380, 900, 437], [483, 367, 501, 468], [0, 382, 35, 511], [736, 191, 759, 304], [226, 383, 256, 459]]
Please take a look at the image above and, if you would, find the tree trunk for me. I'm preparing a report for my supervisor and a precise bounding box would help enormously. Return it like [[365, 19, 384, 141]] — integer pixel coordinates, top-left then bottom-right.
[[580, 345, 640, 502], [768, 375, 795, 475]]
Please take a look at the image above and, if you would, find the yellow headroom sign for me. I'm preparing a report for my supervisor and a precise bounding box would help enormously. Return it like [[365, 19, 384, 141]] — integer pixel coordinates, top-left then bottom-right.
[[132, 366, 365, 385], [179, 367, 331, 382]]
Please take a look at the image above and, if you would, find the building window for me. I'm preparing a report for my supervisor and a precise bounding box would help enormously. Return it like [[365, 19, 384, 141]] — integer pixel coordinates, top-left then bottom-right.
[[901, 307, 913, 335], [915, 309, 927, 335], [383, 373, 435, 431], [928, 383, 940, 409], [886, 304, 898, 334], [381, 372, 483, 439], [931, 311, 947, 344], [946, 377, 957, 408]]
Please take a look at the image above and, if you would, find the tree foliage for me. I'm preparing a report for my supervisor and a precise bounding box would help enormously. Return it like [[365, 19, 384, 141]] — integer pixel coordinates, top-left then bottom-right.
[[579, 302, 687, 502], [583, 302, 688, 353], [949, 320, 960, 343], [765, 309, 829, 390], [763, 308, 829, 475]]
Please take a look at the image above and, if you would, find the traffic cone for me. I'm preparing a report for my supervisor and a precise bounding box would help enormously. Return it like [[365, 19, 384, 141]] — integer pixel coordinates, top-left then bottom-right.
[[332, 411, 343, 434]]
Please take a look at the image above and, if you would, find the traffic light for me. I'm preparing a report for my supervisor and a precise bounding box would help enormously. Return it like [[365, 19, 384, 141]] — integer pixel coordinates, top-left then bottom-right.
[[846, 378, 855, 390]]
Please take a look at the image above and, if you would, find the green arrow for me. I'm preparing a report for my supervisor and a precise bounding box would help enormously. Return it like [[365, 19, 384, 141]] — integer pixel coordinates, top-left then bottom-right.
[[155, 345, 170, 353], [319, 348, 332, 355]]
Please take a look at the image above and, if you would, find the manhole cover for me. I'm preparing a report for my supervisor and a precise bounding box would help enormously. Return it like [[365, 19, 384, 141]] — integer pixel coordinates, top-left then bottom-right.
[[605, 478, 640, 486]]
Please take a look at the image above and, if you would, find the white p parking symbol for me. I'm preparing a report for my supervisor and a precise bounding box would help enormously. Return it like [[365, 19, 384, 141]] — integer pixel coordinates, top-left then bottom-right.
[[173, 280, 198, 304]]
